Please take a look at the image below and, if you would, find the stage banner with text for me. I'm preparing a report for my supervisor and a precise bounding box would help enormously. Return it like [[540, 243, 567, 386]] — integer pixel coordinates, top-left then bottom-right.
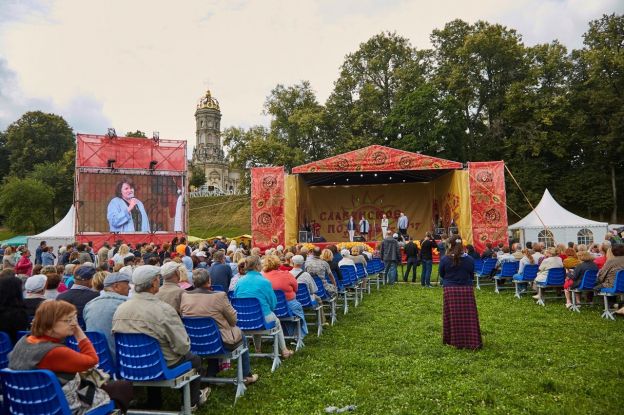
[[468, 161, 508, 253], [251, 167, 285, 250], [303, 183, 433, 242]]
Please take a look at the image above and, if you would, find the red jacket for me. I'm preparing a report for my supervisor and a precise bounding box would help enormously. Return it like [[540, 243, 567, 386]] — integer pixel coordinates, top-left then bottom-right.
[[15, 256, 33, 276]]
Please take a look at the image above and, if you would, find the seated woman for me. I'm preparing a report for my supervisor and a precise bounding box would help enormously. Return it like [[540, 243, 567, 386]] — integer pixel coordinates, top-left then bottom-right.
[[23, 274, 48, 318], [594, 241, 611, 270], [532, 247, 564, 298], [262, 255, 308, 338], [0, 276, 30, 344], [595, 243, 624, 292], [181, 269, 258, 384], [234, 256, 293, 358], [8, 300, 133, 414], [564, 250, 598, 308]]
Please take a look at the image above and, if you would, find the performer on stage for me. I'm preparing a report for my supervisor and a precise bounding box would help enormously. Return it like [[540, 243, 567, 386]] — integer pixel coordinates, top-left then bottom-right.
[[347, 216, 356, 242], [398, 212, 408, 239], [359, 216, 370, 241], [381, 214, 389, 238]]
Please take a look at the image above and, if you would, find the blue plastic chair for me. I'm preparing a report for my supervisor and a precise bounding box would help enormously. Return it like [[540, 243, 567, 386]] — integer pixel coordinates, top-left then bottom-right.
[[0, 368, 115, 415], [296, 283, 323, 337], [338, 266, 359, 310], [181, 316, 248, 402], [475, 258, 498, 289], [0, 332, 11, 370], [535, 267, 566, 306], [513, 264, 539, 298], [569, 269, 598, 312], [114, 332, 199, 413], [272, 290, 304, 351], [494, 261, 520, 294], [354, 263, 368, 297], [231, 298, 282, 372], [598, 270, 624, 320], [65, 332, 115, 376], [212, 284, 225, 292], [313, 276, 337, 325]]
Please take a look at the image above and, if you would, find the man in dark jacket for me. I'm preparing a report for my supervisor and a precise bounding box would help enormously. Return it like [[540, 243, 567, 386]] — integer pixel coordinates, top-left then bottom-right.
[[420, 232, 434, 287], [403, 237, 420, 283], [56, 264, 99, 321], [380, 231, 401, 285]]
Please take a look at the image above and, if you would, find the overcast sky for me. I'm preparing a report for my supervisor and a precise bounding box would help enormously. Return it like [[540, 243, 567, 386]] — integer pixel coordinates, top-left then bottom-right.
[[0, 0, 621, 150]]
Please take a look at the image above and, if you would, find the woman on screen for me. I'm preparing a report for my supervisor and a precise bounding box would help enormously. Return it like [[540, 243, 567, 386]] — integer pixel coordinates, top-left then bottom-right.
[[107, 177, 151, 232]]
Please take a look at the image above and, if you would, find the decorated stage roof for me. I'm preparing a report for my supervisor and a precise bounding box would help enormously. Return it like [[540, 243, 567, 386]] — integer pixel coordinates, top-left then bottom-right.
[[291, 145, 463, 186]]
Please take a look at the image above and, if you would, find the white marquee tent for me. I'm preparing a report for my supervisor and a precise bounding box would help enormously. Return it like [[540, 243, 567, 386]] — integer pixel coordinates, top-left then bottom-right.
[[27, 206, 75, 256], [508, 189, 608, 247]]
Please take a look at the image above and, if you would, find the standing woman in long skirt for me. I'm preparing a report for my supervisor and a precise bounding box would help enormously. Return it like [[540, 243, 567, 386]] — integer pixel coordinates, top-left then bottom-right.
[[439, 237, 482, 349]]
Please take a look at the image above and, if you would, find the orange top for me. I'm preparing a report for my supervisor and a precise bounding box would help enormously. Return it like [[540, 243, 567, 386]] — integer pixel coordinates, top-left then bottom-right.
[[264, 269, 298, 301], [28, 335, 99, 373]]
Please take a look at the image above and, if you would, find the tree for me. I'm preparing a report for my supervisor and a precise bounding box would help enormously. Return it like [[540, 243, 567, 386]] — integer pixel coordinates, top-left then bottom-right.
[[0, 131, 9, 179], [27, 149, 75, 223], [5, 111, 74, 177], [126, 130, 147, 138], [189, 164, 206, 189], [0, 177, 54, 233], [326, 32, 417, 150], [570, 14, 624, 223]]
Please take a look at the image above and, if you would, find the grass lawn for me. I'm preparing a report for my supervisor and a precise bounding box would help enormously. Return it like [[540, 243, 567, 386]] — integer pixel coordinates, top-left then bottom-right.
[[193, 267, 623, 415]]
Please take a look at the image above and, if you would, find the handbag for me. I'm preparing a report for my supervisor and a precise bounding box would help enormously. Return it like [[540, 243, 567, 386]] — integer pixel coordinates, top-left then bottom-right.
[[80, 366, 110, 388]]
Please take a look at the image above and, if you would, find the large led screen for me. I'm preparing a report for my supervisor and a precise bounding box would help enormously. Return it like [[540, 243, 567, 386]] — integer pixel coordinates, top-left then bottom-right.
[[77, 173, 184, 233]]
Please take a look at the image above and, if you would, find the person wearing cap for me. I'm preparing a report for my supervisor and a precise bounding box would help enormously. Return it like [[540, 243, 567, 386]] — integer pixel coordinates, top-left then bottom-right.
[[56, 264, 99, 319], [155, 261, 185, 314], [195, 250, 208, 269], [113, 265, 209, 409], [24, 274, 48, 318], [181, 268, 259, 385], [83, 272, 130, 359], [381, 230, 401, 285]]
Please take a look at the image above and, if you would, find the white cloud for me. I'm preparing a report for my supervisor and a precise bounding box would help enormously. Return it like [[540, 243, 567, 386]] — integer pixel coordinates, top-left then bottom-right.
[[0, 0, 621, 150]]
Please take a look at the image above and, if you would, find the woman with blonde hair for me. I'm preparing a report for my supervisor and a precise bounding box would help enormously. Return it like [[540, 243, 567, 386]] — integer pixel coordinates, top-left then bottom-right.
[[564, 250, 598, 308], [177, 263, 193, 290], [594, 241, 611, 270], [2, 246, 16, 269], [91, 270, 109, 292], [532, 247, 564, 298]]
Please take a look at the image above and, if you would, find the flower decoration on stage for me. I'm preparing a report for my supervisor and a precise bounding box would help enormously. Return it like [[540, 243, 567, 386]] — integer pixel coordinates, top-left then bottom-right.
[[371, 151, 387, 165], [262, 175, 277, 190], [256, 200, 265, 209], [484, 208, 501, 224], [271, 235, 279, 244], [257, 212, 273, 227], [336, 242, 374, 253], [476, 170, 493, 183], [399, 156, 412, 169], [479, 233, 489, 242], [334, 158, 350, 171], [491, 195, 501, 204]]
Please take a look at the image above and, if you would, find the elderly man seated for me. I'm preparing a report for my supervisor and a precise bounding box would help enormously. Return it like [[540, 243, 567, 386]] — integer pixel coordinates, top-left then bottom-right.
[[57, 264, 100, 320], [84, 272, 130, 360], [180, 268, 258, 385], [23, 274, 48, 318], [113, 265, 210, 409], [155, 261, 185, 314]]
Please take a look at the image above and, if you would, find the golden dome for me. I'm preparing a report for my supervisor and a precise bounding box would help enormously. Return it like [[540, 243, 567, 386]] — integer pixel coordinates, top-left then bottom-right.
[[197, 89, 220, 111]]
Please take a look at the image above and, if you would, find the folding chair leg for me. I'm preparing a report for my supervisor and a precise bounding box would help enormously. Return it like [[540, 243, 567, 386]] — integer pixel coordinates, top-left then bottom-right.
[[476, 276, 481, 290], [182, 382, 192, 415], [537, 287, 545, 306], [316, 309, 323, 337], [514, 282, 521, 299], [295, 320, 304, 351], [601, 295, 615, 320], [271, 333, 282, 372], [570, 291, 580, 313], [234, 353, 247, 403], [342, 292, 349, 315], [494, 278, 500, 294], [330, 300, 337, 325]]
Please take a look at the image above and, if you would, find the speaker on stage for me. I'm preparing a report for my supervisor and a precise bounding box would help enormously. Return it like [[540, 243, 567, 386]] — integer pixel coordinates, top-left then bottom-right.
[[353, 235, 366, 242]]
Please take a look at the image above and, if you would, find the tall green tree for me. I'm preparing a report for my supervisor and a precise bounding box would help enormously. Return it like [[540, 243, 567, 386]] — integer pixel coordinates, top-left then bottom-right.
[[126, 130, 147, 138], [326, 31, 417, 151], [5, 111, 74, 177], [0, 131, 9, 179], [570, 13, 624, 223], [189, 164, 206, 189], [0, 177, 54, 233]]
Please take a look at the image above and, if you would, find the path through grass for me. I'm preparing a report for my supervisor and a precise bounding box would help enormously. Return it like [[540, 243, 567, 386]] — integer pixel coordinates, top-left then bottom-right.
[[199, 280, 622, 414]]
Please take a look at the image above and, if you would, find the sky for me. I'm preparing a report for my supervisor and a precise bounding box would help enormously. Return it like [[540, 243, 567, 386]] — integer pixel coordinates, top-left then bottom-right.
[[0, 0, 622, 150]]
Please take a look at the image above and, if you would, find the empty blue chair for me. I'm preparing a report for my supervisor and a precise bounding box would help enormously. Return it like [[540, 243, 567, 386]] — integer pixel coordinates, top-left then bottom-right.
[[212, 284, 225, 292], [231, 298, 282, 372], [513, 264, 539, 298], [473, 258, 483, 274], [354, 263, 367, 298], [569, 269, 598, 312], [494, 261, 520, 294], [313, 276, 337, 325], [597, 270, 624, 320], [535, 267, 566, 306], [115, 332, 199, 414], [182, 316, 248, 402], [0, 368, 115, 415], [296, 284, 323, 337], [339, 265, 360, 308], [475, 258, 498, 289], [273, 290, 304, 351], [0, 332, 11, 370]]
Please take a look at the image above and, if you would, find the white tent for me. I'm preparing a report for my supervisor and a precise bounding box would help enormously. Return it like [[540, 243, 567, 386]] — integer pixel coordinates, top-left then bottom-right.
[[27, 206, 76, 256], [508, 189, 608, 247]]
